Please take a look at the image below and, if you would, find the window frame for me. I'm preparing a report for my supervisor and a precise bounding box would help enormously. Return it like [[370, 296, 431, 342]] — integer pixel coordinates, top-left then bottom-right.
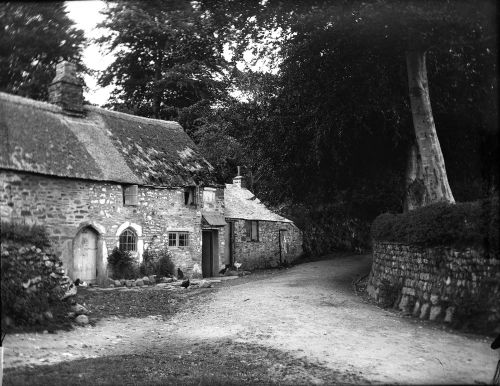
[[245, 220, 259, 242], [119, 228, 137, 252], [168, 232, 190, 248], [123, 185, 139, 206]]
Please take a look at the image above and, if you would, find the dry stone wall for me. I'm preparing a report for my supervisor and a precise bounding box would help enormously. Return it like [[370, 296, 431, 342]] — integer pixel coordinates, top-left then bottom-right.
[[231, 220, 303, 270], [367, 241, 500, 328]]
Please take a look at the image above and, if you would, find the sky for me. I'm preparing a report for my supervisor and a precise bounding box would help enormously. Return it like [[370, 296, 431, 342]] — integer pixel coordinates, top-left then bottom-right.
[[65, 1, 113, 106]]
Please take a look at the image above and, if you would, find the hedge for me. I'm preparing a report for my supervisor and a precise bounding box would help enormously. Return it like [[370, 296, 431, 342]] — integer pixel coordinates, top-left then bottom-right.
[[371, 196, 498, 252]]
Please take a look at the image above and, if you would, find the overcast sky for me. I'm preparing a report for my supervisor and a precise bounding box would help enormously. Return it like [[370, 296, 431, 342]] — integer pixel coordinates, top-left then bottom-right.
[[65, 1, 113, 106]]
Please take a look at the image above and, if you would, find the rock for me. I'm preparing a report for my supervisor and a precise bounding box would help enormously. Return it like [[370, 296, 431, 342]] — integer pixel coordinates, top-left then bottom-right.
[[125, 280, 134, 287], [114, 280, 122, 287], [429, 306, 442, 321], [75, 315, 89, 326], [143, 277, 150, 285], [419, 303, 430, 319], [444, 307, 455, 323], [71, 304, 89, 315], [148, 275, 156, 284], [135, 279, 144, 287], [61, 284, 77, 300], [430, 294, 439, 305], [43, 311, 53, 320], [45, 260, 54, 267], [109, 284, 115, 288], [197, 280, 212, 288], [120, 279, 126, 286]]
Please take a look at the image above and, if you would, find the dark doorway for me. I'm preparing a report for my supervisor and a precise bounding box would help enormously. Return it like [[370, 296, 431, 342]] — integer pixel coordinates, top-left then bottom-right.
[[202, 230, 218, 277]]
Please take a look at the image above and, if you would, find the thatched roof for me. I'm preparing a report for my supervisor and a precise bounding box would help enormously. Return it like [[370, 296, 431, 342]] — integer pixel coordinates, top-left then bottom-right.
[[224, 183, 292, 223], [0, 92, 216, 187]]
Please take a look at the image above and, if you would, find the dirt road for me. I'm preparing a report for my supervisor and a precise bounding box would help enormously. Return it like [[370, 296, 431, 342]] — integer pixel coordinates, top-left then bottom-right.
[[4, 255, 497, 384]]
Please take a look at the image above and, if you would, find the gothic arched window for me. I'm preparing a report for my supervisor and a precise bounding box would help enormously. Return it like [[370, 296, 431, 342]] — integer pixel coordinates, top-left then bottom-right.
[[119, 228, 137, 252]]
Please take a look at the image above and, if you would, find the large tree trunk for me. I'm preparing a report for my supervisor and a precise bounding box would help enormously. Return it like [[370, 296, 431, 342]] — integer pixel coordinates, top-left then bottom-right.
[[404, 50, 455, 212]]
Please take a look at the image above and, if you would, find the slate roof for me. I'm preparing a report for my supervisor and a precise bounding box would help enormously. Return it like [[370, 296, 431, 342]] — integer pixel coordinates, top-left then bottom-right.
[[0, 92, 216, 187], [224, 183, 292, 223]]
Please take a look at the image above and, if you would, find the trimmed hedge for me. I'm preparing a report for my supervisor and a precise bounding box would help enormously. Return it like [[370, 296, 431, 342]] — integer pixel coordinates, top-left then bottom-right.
[[371, 196, 498, 252]]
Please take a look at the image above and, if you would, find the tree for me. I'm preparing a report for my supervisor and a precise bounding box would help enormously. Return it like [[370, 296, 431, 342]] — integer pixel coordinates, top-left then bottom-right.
[[97, 0, 230, 128], [202, 0, 497, 210], [0, 2, 86, 101]]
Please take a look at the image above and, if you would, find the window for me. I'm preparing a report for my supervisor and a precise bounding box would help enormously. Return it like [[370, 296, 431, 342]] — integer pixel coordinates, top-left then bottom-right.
[[203, 187, 216, 204], [123, 185, 138, 206], [184, 187, 196, 206], [245, 220, 259, 241], [119, 228, 137, 251], [168, 232, 190, 247]]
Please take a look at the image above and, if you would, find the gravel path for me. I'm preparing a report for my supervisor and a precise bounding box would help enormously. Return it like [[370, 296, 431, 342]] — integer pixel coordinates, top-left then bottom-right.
[[4, 255, 497, 384]]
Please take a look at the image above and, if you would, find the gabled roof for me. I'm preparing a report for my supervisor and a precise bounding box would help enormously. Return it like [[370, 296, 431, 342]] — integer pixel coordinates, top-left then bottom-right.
[[224, 183, 292, 223], [0, 92, 216, 187]]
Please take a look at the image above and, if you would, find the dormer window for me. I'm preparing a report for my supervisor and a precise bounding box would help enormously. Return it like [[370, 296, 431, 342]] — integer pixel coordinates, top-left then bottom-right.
[[184, 187, 197, 206], [203, 187, 216, 204], [123, 185, 138, 206]]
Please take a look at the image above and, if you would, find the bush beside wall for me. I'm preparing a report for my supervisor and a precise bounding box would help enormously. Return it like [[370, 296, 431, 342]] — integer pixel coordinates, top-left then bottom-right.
[[368, 196, 500, 334], [1, 222, 72, 331]]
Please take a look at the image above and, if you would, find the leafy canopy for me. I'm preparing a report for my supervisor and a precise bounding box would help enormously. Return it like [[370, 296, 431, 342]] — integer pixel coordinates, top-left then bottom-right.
[[0, 2, 86, 101]]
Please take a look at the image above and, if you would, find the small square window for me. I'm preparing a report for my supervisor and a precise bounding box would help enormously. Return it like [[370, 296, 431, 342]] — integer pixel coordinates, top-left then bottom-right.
[[245, 220, 259, 241], [123, 185, 138, 206], [168, 232, 190, 247], [203, 188, 216, 204], [179, 233, 189, 247]]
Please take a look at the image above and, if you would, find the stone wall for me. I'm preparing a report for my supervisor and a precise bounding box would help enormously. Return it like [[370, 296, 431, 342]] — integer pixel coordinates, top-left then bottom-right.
[[1, 170, 225, 282], [367, 241, 500, 327], [228, 220, 303, 270]]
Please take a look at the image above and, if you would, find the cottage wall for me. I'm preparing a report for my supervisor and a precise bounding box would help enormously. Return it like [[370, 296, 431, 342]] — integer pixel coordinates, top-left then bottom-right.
[[0, 170, 226, 281], [227, 220, 303, 270]]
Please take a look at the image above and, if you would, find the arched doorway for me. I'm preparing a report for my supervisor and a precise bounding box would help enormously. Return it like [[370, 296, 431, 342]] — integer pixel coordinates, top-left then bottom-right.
[[73, 226, 98, 282]]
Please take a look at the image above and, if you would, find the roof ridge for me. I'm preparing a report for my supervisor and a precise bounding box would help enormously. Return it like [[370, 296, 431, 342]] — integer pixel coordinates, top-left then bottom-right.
[[0, 91, 62, 114], [87, 105, 183, 130]]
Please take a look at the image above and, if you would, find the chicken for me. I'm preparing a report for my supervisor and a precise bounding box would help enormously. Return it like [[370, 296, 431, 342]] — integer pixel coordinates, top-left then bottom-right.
[[181, 279, 190, 288], [234, 261, 242, 271]]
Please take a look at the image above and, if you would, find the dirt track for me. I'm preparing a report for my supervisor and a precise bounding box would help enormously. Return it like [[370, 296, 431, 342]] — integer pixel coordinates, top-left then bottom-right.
[[4, 255, 498, 384]]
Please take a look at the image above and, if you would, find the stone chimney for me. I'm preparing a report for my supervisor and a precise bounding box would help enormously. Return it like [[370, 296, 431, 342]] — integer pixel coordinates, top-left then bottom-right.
[[48, 61, 84, 115], [233, 166, 246, 189]]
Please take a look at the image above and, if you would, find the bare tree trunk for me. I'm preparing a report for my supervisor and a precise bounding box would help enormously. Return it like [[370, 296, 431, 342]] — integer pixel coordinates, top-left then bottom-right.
[[404, 50, 455, 211]]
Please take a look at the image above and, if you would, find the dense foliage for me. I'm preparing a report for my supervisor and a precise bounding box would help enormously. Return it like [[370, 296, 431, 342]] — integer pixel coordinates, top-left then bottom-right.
[[107, 247, 138, 279], [140, 248, 176, 277], [97, 0, 231, 133], [0, 2, 86, 101], [371, 196, 498, 251], [1, 221, 51, 248], [1, 222, 71, 331]]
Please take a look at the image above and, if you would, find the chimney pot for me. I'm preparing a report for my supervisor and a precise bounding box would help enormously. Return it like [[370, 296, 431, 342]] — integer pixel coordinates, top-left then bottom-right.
[[48, 61, 84, 115], [233, 166, 246, 188]]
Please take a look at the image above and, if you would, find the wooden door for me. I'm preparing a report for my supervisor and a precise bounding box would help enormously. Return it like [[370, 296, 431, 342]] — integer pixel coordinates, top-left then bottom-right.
[[202, 230, 213, 278], [73, 227, 98, 282]]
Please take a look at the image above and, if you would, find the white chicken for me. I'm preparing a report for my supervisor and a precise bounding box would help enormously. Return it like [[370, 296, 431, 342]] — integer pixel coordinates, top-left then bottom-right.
[[234, 261, 242, 271]]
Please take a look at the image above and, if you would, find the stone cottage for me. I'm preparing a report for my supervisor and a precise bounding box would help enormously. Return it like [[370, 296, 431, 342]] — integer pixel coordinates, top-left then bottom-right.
[[1, 61, 302, 284], [0, 61, 226, 284], [223, 169, 303, 270]]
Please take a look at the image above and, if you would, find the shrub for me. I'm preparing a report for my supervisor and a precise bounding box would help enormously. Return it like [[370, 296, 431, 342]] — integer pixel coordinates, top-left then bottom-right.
[[1, 221, 51, 248], [371, 196, 498, 252], [141, 248, 175, 277], [107, 247, 138, 279], [1, 222, 71, 331]]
